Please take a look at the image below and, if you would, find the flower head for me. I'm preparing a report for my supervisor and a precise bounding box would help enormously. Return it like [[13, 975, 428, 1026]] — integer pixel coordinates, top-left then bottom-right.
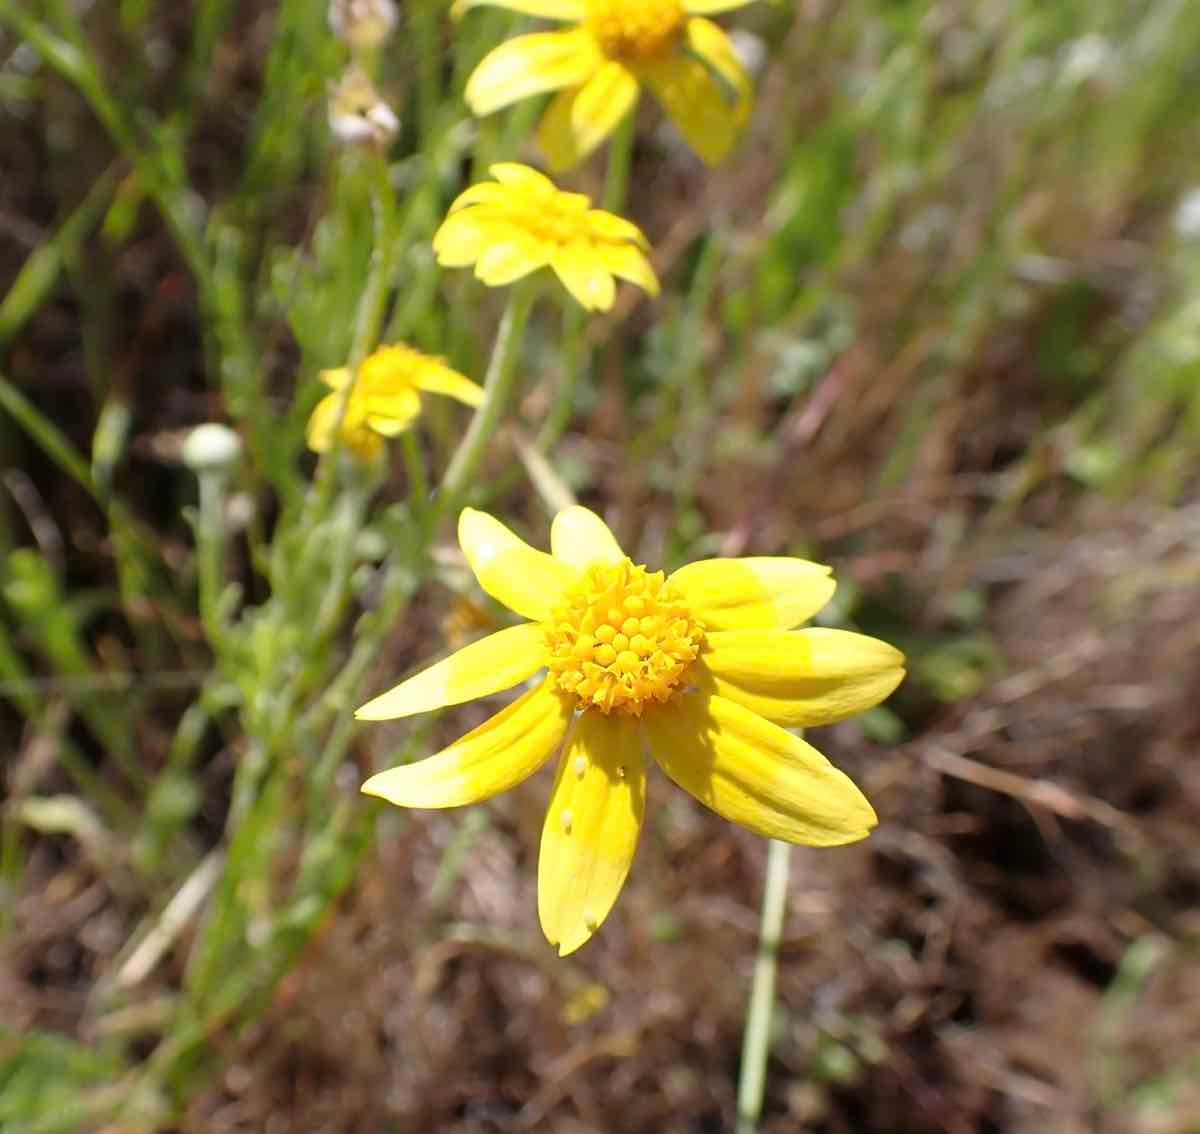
[[306, 344, 483, 461], [433, 163, 659, 311], [358, 506, 904, 955], [328, 66, 400, 150], [329, 0, 398, 51], [455, 0, 757, 169]]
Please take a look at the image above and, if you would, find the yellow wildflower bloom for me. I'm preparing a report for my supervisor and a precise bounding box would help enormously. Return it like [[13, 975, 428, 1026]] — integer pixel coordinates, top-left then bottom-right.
[[455, 0, 757, 169], [433, 163, 659, 311], [306, 344, 484, 461], [359, 506, 904, 956]]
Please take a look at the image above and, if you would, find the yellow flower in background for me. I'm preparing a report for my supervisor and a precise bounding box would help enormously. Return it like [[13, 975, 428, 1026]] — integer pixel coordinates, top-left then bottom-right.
[[455, 0, 756, 169], [306, 344, 484, 461], [358, 506, 904, 956], [433, 163, 659, 311]]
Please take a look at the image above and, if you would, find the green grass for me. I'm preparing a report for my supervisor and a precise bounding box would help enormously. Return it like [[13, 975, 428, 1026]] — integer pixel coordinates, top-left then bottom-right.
[[1, 0, 1199, 1129]]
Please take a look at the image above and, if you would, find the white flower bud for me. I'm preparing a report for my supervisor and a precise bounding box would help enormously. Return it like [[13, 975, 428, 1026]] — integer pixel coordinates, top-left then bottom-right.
[[329, 67, 400, 150], [181, 423, 242, 474], [329, 0, 398, 51]]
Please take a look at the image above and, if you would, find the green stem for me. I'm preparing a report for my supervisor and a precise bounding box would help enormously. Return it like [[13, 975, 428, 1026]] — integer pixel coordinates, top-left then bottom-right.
[[412, 0, 441, 146], [402, 431, 430, 521], [604, 108, 637, 213], [736, 838, 791, 1134], [536, 301, 585, 454], [532, 109, 634, 461], [435, 282, 537, 520], [347, 155, 399, 369], [194, 471, 227, 638], [307, 154, 397, 512]]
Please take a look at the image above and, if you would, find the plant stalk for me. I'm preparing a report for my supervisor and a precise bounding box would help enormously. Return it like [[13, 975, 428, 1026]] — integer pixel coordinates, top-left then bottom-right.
[[435, 282, 537, 520], [736, 838, 792, 1133]]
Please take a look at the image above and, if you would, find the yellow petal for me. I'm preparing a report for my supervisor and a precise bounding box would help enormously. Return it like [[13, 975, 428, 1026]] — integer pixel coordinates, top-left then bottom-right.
[[453, 0, 585, 19], [413, 363, 485, 407], [489, 162, 559, 196], [537, 88, 587, 172], [319, 367, 352, 390], [685, 17, 753, 109], [306, 393, 342, 453], [365, 413, 414, 437], [584, 209, 649, 248], [669, 557, 835, 630], [553, 61, 639, 169], [361, 387, 421, 435], [432, 211, 501, 267], [458, 508, 578, 621], [643, 691, 877, 845], [641, 52, 746, 165], [683, 0, 757, 14], [539, 711, 645, 956], [699, 629, 906, 727], [356, 623, 548, 721], [550, 505, 625, 570], [593, 243, 660, 297], [446, 180, 511, 216], [362, 678, 572, 808], [474, 235, 549, 286], [551, 246, 617, 311], [464, 31, 601, 117]]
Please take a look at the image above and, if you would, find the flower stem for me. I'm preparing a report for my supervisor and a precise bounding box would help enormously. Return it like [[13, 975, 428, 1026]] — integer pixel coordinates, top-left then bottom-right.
[[307, 153, 396, 512], [194, 470, 228, 637], [402, 430, 430, 521], [604, 108, 637, 214], [534, 108, 634, 458], [348, 153, 399, 369], [736, 838, 792, 1134], [536, 300, 584, 453], [435, 281, 537, 520]]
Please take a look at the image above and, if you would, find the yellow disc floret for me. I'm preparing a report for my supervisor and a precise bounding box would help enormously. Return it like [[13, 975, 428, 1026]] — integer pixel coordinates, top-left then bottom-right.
[[585, 0, 686, 62], [509, 187, 592, 249], [545, 559, 705, 716]]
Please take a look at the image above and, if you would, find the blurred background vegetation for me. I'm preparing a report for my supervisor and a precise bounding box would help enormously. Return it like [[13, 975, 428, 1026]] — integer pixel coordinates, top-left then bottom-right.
[[1, 0, 1198, 1130]]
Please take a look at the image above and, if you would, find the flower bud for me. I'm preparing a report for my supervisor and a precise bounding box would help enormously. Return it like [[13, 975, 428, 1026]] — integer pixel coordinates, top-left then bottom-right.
[[181, 423, 242, 474], [328, 66, 400, 150], [329, 0, 398, 52]]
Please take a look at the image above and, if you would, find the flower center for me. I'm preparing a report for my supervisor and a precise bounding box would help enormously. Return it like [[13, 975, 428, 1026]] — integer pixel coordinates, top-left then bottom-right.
[[545, 559, 705, 716], [585, 0, 686, 62], [510, 189, 592, 248]]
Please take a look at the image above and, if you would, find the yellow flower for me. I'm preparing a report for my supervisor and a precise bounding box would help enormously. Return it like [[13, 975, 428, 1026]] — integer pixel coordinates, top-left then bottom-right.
[[358, 506, 904, 956], [306, 343, 484, 461], [455, 0, 757, 169], [433, 163, 659, 311]]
